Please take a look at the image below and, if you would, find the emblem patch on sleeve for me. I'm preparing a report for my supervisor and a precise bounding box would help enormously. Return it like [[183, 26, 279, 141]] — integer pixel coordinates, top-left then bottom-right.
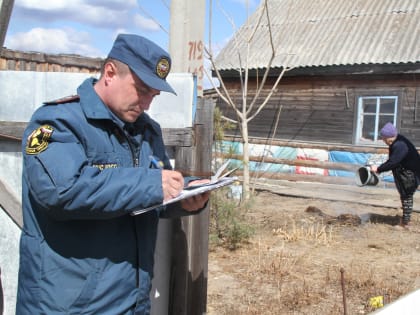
[[25, 125, 54, 155]]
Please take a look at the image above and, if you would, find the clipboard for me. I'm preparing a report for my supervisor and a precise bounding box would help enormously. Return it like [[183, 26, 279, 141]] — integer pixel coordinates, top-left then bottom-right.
[[130, 161, 238, 215]]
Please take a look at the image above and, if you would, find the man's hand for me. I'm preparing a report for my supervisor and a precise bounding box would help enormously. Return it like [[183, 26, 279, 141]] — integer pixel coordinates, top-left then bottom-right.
[[180, 192, 210, 212], [370, 165, 378, 173], [161, 170, 184, 202], [180, 179, 211, 212]]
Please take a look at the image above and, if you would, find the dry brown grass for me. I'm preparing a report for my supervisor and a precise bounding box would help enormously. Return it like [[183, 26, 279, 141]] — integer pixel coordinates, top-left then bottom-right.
[[272, 220, 334, 244], [207, 191, 420, 314]]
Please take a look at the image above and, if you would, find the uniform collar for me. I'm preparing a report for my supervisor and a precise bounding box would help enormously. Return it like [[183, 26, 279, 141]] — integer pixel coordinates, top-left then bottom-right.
[[77, 78, 113, 120]]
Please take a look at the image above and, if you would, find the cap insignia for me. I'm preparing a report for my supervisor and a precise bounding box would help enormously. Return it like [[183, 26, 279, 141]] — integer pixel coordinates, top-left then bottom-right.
[[156, 58, 170, 79], [26, 125, 54, 155]]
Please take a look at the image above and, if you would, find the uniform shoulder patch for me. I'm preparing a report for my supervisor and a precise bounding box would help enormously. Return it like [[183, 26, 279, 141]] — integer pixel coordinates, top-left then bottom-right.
[[25, 125, 54, 155], [43, 95, 80, 105]]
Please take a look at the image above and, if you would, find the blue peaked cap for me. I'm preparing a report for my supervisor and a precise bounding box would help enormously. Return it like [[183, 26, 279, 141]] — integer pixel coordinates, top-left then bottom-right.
[[108, 34, 176, 95]]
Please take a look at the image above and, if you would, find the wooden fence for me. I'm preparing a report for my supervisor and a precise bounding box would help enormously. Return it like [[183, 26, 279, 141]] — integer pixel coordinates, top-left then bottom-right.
[[219, 136, 394, 186]]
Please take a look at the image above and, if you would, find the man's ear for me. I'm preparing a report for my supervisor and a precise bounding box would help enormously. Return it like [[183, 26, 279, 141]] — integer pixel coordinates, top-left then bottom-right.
[[104, 61, 117, 83]]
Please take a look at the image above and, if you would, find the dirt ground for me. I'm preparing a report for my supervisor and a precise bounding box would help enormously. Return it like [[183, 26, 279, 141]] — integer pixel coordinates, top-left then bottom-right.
[[206, 180, 420, 314]]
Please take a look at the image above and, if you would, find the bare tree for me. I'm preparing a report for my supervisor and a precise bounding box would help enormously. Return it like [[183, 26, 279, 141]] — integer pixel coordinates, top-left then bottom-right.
[[205, 0, 291, 199]]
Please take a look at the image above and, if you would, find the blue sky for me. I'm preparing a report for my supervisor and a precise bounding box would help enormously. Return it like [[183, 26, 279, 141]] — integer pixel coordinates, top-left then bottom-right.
[[4, 0, 259, 59]]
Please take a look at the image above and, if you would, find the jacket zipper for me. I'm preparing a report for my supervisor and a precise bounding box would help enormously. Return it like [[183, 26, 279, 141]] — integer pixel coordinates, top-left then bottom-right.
[[120, 126, 141, 289], [122, 126, 140, 167]]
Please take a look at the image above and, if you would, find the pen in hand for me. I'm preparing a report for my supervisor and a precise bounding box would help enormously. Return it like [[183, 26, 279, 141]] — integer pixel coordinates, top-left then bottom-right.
[[150, 156, 184, 201], [150, 155, 164, 169]]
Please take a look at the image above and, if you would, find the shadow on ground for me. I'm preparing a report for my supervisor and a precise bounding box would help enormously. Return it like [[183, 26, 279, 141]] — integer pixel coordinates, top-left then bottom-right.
[[366, 213, 401, 226], [305, 205, 402, 226]]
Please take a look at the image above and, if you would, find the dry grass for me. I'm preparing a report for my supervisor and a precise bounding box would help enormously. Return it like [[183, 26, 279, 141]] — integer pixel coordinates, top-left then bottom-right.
[[272, 220, 334, 244], [207, 191, 420, 315]]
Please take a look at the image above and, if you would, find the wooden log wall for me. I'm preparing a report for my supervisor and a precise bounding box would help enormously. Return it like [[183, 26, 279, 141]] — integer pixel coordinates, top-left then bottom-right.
[[400, 87, 420, 141], [0, 48, 102, 73], [212, 73, 420, 146], [216, 86, 354, 144]]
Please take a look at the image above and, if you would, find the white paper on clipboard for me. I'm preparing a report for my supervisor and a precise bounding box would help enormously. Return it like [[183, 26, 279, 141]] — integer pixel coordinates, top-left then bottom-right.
[[130, 176, 238, 216]]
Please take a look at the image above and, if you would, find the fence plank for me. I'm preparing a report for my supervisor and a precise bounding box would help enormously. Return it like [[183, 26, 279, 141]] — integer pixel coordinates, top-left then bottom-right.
[[169, 98, 214, 314]]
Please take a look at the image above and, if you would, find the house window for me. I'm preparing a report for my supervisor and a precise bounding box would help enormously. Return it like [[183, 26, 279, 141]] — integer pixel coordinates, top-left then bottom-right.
[[356, 96, 398, 144]]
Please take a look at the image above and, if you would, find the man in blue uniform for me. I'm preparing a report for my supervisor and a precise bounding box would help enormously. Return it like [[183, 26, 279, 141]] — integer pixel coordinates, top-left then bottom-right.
[[16, 34, 210, 314]]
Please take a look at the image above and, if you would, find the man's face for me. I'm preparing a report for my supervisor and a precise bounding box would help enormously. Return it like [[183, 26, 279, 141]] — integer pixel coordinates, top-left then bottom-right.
[[107, 68, 160, 123], [382, 136, 396, 146]]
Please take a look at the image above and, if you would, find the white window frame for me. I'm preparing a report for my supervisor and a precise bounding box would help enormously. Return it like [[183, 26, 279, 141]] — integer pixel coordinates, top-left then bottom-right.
[[356, 96, 398, 144]]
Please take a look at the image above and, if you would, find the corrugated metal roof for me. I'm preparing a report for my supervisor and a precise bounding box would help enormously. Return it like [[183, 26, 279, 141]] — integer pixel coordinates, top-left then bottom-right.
[[215, 0, 420, 70]]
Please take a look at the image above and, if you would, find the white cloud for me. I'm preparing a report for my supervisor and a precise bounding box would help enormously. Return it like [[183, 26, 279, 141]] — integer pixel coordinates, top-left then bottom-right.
[[6, 28, 103, 57], [16, 0, 76, 10], [75, 5, 133, 28], [15, 0, 137, 11], [87, 0, 138, 8], [6, 2, 169, 56], [133, 14, 161, 32], [14, 0, 142, 30]]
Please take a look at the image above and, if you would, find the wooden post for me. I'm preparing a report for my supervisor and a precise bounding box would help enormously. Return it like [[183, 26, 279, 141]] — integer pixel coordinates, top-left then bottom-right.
[[0, 0, 15, 51], [169, 98, 214, 314], [340, 268, 347, 315]]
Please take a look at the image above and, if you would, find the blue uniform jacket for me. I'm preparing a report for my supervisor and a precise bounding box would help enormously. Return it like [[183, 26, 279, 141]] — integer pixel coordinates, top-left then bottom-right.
[[16, 78, 200, 314]]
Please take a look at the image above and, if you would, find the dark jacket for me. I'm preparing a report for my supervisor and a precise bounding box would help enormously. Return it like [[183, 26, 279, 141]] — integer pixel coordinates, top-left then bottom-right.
[[16, 78, 199, 315], [377, 134, 420, 196]]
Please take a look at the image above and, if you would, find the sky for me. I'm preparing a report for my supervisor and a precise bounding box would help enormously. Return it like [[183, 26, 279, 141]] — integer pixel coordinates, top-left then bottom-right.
[[4, 0, 259, 59]]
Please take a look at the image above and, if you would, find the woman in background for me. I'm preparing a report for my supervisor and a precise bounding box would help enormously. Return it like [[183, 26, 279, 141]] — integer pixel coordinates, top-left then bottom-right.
[[371, 122, 420, 228]]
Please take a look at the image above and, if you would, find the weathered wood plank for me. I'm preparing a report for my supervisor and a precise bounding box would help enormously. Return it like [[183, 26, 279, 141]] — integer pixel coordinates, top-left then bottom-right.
[[169, 98, 214, 314], [215, 152, 362, 172], [0, 121, 27, 139], [222, 136, 390, 153], [0, 121, 193, 147], [162, 128, 193, 147], [0, 180, 22, 228]]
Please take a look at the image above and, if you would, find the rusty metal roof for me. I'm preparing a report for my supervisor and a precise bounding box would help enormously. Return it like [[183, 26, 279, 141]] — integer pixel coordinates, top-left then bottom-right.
[[214, 0, 420, 71]]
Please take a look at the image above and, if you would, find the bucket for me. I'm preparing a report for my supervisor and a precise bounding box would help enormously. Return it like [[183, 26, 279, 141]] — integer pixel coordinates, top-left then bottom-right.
[[355, 166, 379, 186]]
